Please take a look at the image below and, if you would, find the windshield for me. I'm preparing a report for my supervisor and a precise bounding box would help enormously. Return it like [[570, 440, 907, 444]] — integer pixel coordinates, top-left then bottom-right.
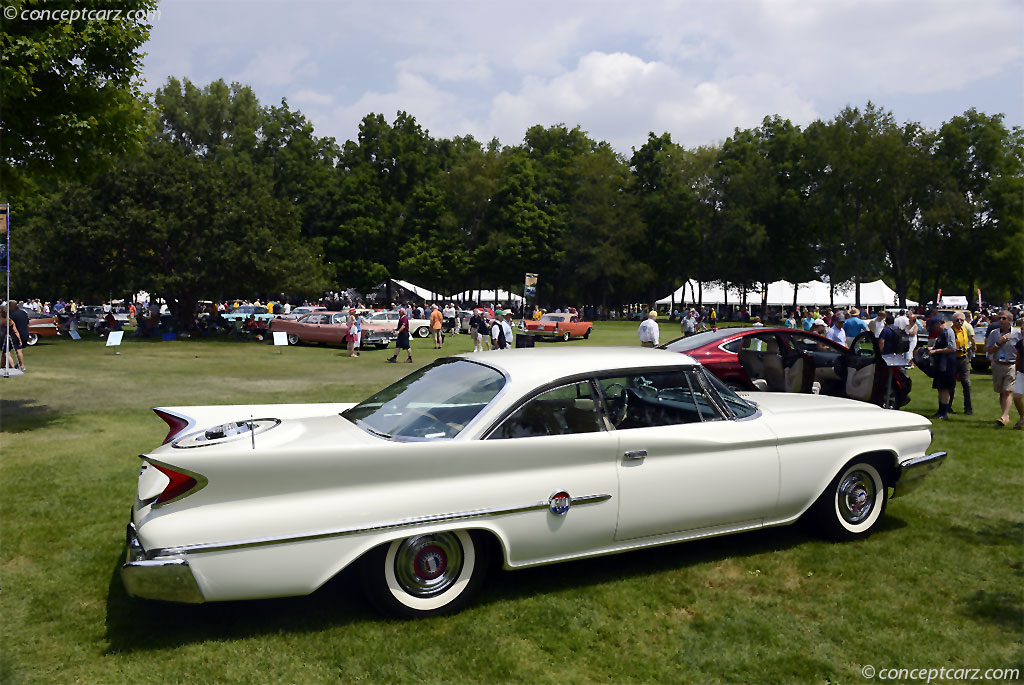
[[540, 314, 564, 322], [343, 359, 506, 440], [700, 370, 758, 418]]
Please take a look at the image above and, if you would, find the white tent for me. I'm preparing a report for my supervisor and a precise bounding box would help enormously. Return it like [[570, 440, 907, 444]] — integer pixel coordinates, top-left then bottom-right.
[[452, 289, 524, 304], [390, 278, 448, 302], [658, 279, 916, 307]]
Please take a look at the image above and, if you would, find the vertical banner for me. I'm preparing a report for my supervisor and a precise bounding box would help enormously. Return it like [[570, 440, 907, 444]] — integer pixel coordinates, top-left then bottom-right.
[[524, 273, 537, 322], [0, 204, 9, 275], [977, 288, 982, 310]]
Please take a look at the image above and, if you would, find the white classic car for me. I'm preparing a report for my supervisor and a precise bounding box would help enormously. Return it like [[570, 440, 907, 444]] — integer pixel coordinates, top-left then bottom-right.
[[122, 348, 946, 617]]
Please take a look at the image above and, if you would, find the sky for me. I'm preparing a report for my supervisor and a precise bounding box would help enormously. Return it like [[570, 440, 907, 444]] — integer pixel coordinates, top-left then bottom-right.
[[141, 0, 1024, 155]]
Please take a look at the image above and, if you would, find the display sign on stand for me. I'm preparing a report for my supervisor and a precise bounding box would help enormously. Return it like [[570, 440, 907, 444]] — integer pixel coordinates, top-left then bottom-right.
[[106, 331, 124, 354]]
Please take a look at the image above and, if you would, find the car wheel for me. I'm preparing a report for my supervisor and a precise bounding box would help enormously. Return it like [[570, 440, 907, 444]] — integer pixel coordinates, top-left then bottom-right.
[[286, 333, 300, 346], [812, 460, 887, 541], [561, 331, 571, 342], [583, 329, 591, 339], [25, 333, 39, 346], [360, 530, 488, 618], [415, 326, 430, 338]]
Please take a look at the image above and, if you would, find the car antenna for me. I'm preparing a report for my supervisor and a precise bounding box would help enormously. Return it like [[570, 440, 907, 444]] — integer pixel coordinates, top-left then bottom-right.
[[250, 413, 256, 450]]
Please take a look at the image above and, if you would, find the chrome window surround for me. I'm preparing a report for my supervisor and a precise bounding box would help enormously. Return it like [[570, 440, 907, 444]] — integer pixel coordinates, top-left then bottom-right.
[[146, 493, 613, 558]]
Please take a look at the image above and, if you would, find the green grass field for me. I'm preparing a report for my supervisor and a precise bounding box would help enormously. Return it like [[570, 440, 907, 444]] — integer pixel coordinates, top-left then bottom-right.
[[1, 323, 1021, 684]]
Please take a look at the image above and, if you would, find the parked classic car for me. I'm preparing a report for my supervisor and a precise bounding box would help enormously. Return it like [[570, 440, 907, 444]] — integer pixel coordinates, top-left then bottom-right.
[[274, 305, 327, 322], [268, 311, 394, 348], [523, 313, 593, 341], [221, 305, 275, 324], [25, 312, 60, 345], [366, 310, 433, 338], [76, 306, 131, 331], [122, 347, 944, 618], [663, 327, 912, 409]]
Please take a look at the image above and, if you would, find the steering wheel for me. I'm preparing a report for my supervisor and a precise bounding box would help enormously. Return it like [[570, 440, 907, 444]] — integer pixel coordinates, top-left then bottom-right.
[[404, 408, 453, 436]]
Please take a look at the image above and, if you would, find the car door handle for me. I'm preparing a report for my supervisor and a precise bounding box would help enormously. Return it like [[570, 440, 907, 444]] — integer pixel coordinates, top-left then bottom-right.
[[623, 449, 647, 461]]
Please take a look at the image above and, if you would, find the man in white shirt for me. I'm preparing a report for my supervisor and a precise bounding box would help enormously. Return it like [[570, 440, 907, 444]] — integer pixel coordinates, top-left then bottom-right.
[[637, 310, 659, 347], [500, 310, 514, 349], [868, 310, 887, 337]]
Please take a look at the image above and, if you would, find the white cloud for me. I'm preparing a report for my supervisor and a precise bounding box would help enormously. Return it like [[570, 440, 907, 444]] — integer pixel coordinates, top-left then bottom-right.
[[396, 53, 493, 83], [141, 0, 1023, 153]]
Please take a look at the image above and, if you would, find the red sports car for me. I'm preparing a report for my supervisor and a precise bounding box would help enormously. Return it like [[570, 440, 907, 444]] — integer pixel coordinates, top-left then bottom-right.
[[662, 327, 911, 409]]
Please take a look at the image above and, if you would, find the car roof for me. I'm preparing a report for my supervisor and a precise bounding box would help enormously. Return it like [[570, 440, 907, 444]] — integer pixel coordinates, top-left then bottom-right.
[[452, 347, 697, 388]]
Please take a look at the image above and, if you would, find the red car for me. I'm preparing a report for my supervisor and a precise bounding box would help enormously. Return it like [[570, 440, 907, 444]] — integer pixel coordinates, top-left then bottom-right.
[[663, 327, 911, 409], [523, 313, 593, 341]]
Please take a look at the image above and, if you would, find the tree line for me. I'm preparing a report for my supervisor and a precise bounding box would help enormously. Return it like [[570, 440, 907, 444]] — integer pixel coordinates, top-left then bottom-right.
[[5, 23, 1022, 328]]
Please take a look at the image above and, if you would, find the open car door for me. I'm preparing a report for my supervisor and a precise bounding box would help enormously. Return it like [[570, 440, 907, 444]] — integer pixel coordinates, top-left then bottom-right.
[[844, 331, 886, 405], [738, 333, 786, 391], [780, 337, 815, 394]]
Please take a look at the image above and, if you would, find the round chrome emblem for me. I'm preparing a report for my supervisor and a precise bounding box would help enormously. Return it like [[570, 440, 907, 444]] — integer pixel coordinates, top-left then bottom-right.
[[549, 490, 572, 516]]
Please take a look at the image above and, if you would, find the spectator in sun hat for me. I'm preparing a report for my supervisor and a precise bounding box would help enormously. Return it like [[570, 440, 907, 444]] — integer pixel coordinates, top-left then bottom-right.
[[810, 318, 827, 335], [843, 307, 869, 339], [637, 310, 659, 347], [386, 307, 413, 363]]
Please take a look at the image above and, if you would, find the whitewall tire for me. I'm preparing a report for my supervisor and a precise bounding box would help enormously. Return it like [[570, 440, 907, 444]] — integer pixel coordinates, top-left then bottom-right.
[[813, 460, 887, 541], [361, 530, 488, 618]]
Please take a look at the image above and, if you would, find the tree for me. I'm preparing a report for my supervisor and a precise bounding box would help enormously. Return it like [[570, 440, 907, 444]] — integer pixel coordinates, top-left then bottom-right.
[[934, 109, 1024, 303], [630, 132, 697, 303], [1, 0, 157, 196]]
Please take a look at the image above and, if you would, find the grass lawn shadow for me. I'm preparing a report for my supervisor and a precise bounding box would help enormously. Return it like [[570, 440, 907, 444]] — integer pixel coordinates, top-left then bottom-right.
[[0, 398, 62, 432]]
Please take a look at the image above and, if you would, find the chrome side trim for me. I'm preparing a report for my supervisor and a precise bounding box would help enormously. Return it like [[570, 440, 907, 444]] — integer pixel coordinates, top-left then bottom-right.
[[149, 493, 613, 557], [891, 451, 948, 499]]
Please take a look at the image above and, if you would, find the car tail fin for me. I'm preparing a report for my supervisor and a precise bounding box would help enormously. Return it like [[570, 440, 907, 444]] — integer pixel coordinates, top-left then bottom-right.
[[154, 409, 191, 444], [149, 462, 202, 505]]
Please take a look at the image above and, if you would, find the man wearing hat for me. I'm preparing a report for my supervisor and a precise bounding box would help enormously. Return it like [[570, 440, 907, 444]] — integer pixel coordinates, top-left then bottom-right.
[[386, 308, 413, 363], [500, 310, 514, 349], [843, 307, 869, 340], [637, 310, 659, 347]]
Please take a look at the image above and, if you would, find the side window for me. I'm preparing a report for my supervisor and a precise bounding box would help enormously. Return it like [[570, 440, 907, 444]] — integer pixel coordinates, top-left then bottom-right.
[[721, 338, 742, 353], [598, 370, 722, 429], [332, 313, 348, 325], [489, 381, 602, 439], [741, 334, 779, 354]]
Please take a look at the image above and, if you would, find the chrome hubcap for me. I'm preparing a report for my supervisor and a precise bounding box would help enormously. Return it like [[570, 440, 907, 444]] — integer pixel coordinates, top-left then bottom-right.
[[394, 533, 464, 597], [838, 471, 875, 524]]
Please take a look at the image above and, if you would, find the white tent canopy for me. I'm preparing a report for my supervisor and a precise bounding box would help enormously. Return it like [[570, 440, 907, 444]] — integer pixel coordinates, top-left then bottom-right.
[[388, 280, 525, 304], [390, 278, 447, 302], [452, 289, 524, 304], [658, 279, 917, 308]]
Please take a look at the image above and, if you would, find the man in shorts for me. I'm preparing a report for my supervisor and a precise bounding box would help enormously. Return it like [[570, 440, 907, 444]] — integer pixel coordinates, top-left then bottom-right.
[[386, 308, 413, 363], [928, 319, 957, 420], [987, 310, 1020, 427]]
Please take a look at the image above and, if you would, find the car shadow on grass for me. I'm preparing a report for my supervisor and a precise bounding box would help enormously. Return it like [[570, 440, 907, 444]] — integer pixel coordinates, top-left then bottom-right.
[[104, 555, 375, 654], [473, 516, 908, 609], [104, 516, 909, 648], [0, 399, 61, 433]]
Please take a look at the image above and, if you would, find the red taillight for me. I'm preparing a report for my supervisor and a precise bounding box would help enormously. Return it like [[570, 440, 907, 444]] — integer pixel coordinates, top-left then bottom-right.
[[151, 464, 198, 504], [154, 409, 190, 444]]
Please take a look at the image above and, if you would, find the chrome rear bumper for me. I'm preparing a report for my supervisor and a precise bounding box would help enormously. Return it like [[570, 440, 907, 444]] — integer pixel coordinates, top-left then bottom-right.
[[892, 451, 947, 499], [121, 519, 205, 603]]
